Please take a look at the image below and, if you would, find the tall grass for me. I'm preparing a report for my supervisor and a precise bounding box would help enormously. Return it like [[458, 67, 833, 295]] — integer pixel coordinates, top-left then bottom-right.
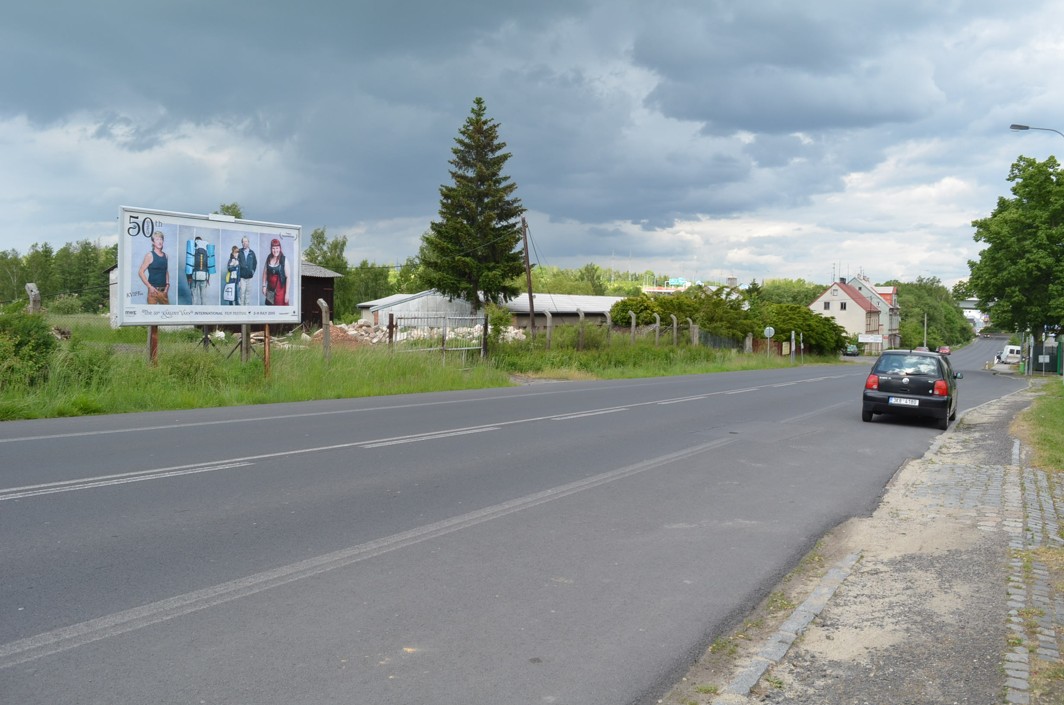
[[489, 338, 828, 379], [1026, 381, 1064, 471], [0, 314, 838, 421], [0, 339, 512, 421]]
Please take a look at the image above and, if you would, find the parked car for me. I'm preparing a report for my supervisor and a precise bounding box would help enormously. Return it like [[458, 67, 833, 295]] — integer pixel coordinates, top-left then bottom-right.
[[843, 344, 860, 356], [1000, 345, 1022, 364], [936, 345, 951, 355], [862, 349, 963, 430]]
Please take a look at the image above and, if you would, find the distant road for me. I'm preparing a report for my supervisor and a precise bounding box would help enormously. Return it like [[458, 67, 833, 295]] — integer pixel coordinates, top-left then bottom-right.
[[0, 338, 1026, 704]]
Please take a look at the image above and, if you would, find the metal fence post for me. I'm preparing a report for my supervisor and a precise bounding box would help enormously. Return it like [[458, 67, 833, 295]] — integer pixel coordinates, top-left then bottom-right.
[[653, 313, 660, 345], [687, 318, 697, 346], [671, 314, 678, 346], [544, 311, 553, 350]]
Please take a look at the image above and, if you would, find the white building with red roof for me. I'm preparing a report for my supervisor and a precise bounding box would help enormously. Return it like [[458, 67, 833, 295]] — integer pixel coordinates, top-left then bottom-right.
[[809, 278, 883, 353]]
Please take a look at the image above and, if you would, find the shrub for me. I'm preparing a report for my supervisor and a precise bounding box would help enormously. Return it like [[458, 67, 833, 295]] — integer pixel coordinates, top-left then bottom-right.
[[610, 295, 661, 326], [0, 312, 58, 388], [49, 294, 84, 315], [485, 303, 512, 351]]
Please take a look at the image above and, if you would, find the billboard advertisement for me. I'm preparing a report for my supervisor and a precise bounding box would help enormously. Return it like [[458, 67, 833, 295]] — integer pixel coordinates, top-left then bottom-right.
[[116, 206, 301, 327]]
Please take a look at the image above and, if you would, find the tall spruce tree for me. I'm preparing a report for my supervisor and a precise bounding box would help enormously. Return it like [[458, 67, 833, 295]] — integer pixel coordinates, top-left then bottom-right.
[[418, 97, 525, 311]]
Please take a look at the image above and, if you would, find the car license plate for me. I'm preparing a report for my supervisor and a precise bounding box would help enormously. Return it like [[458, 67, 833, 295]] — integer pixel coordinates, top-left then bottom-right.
[[889, 396, 919, 407]]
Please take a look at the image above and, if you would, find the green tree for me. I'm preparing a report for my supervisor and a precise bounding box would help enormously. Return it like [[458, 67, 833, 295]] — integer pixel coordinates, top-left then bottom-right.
[[0, 249, 23, 304], [302, 226, 357, 318], [605, 281, 643, 297], [348, 259, 394, 307], [951, 279, 973, 300], [678, 284, 755, 340], [968, 155, 1064, 339], [758, 303, 847, 355], [23, 243, 56, 300], [418, 97, 526, 312], [758, 278, 825, 307], [884, 277, 974, 348], [49, 240, 107, 312], [609, 295, 660, 326], [525, 265, 593, 295], [576, 263, 607, 296], [394, 256, 426, 294], [215, 202, 244, 219]]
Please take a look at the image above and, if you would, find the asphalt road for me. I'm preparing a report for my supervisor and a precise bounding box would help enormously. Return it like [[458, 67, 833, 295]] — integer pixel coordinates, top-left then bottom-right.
[[0, 336, 1024, 704]]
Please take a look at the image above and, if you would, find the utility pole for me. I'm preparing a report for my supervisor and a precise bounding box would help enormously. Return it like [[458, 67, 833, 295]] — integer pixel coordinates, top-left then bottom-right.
[[521, 217, 535, 339]]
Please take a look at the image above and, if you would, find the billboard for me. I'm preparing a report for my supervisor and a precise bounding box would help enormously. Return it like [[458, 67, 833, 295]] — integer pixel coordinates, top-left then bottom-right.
[[116, 206, 301, 327]]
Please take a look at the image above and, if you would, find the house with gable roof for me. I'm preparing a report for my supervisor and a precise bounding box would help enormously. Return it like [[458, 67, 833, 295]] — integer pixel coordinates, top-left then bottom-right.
[[809, 278, 882, 352], [847, 274, 901, 350]]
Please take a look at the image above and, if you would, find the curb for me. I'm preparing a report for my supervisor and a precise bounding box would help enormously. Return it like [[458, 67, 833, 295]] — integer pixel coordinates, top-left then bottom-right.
[[710, 552, 862, 703]]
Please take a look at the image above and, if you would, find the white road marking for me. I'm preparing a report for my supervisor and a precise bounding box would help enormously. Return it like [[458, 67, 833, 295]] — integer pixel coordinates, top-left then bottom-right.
[[0, 373, 863, 499], [0, 436, 736, 669], [0, 462, 253, 500], [550, 408, 628, 420], [361, 427, 500, 448]]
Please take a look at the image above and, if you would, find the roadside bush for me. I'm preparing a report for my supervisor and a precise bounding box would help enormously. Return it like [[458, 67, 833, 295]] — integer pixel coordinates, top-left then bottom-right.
[[610, 295, 661, 326], [0, 312, 58, 388], [485, 303, 512, 351], [48, 294, 84, 315]]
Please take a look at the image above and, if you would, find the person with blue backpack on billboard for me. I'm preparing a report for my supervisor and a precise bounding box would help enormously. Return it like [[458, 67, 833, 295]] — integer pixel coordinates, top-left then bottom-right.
[[185, 236, 216, 305]]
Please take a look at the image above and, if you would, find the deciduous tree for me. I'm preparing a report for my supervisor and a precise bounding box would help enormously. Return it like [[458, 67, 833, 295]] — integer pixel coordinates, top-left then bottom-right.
[[968, 155, 1064, 339]]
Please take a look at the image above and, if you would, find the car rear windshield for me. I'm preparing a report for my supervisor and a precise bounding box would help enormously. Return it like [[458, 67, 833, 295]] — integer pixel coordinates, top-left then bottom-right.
[[873, 354, 940, 376]]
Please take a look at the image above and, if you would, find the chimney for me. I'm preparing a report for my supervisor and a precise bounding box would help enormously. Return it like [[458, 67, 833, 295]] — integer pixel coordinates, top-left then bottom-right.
[[839, 277, 846, 284]]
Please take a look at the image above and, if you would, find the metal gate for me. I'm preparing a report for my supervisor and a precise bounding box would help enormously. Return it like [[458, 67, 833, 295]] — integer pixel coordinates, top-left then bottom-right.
[[387, 313, 486, 359]]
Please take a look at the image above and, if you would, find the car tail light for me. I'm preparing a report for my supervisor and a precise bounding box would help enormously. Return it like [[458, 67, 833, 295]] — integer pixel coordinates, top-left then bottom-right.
[[865, 374, 879, 390], [932, 380, 948, 396]]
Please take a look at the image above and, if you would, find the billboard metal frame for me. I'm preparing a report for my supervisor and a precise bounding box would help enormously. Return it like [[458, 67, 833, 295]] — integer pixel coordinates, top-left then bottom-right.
[[116, 206, 301, 327]]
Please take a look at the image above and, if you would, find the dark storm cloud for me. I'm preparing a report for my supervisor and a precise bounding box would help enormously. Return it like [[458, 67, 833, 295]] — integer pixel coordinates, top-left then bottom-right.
[[0, 0, 1059, 287]]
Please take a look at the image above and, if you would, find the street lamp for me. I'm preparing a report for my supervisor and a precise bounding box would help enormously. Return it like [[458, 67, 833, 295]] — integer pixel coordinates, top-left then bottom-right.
[[1010, 123, 1064, 139]]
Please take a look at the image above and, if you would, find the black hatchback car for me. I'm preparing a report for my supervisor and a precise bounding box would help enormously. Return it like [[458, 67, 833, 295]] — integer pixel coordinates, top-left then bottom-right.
[[861, 349, 962, 430]]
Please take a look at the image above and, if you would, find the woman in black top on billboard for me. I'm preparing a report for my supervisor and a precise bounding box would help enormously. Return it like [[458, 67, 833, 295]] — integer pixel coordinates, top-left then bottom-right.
[[138, 231, 169, 304]]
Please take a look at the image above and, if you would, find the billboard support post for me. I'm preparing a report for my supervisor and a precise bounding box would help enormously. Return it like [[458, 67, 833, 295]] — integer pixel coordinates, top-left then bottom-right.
[[147, 326, 159, 366], [264, 325, 271, 378]]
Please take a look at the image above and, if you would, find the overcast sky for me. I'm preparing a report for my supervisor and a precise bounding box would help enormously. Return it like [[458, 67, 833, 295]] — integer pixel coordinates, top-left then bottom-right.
[[3, 1, 1063, 287]]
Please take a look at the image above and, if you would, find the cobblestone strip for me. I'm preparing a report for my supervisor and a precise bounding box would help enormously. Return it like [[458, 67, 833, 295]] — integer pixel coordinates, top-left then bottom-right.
[[1004, 449, 1064, 704]]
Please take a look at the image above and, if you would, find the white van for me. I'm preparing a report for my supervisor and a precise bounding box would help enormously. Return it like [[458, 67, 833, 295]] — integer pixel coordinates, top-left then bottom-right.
[[1000, 345, 1022, 364]]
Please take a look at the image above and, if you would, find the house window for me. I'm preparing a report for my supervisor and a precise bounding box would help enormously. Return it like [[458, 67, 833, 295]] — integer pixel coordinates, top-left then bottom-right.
[[823, 302, 830, 310], [831, 288, 838, 296], [840, 302, 847, 311]]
